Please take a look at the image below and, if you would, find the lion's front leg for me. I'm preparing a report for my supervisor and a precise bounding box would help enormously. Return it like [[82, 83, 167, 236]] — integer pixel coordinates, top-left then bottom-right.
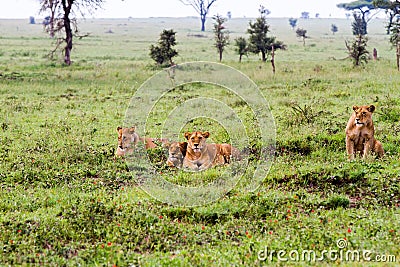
[[362, 137, 373, 159], [198, 160, 213, 171], [346, 136, 355, 160]]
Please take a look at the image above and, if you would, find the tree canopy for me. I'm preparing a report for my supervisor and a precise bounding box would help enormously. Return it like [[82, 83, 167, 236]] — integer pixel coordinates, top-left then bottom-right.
[[337, 0, 375, 10], [337, 0, 378, 34], [374, 0, 400, 33]]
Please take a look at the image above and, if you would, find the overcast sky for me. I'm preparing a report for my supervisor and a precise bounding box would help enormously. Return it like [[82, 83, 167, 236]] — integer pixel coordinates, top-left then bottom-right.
[[1, 0, 354, 19]]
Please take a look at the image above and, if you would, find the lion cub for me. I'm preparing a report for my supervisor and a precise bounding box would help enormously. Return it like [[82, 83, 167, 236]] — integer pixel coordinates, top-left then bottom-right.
[[166, 142, 188, 168], [345, 105, 384, 160]]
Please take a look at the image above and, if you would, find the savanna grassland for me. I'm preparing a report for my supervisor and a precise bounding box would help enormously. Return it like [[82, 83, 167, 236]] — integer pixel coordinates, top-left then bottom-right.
[[0, 17, 399, 266]]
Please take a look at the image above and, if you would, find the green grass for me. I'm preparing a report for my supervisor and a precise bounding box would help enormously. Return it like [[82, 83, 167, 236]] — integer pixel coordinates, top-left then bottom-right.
[[0, 17, 399, 266]]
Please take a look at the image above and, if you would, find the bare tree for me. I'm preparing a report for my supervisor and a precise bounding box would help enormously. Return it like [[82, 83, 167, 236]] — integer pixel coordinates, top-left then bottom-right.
[[179, 0, 217, 31], [40, 0, 61, 38], [40, 0, 104, 65]]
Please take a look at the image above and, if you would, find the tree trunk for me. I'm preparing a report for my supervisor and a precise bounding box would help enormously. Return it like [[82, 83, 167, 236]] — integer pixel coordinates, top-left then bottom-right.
[[355, 35, 361, 66], [219, 50, 222, 62], [239, 54, 242, 63], [49, 12, 55, 38], [397, 42, 400, 71], [261, 51, 266, 62], [49, 1, 56, 38], [62, 0, 73, 65], [387, 14, 394, 35], [271, 45, 275, 74], [201, 15, 206, 32]]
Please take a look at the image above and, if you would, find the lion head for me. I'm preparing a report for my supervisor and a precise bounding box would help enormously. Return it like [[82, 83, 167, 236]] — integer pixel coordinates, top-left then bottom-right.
[[116, 126, 139, 156], [352, 105, 375, 127], [167, 142, 188, 168], [184, 131, 210, 153]]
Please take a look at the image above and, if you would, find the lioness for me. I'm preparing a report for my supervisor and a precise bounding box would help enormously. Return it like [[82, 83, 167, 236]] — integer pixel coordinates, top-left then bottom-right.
[[345, 105, 384, 160], [116, 126, 169, 156], [183, 131, 225, 171], [166, 142, 188, 168]]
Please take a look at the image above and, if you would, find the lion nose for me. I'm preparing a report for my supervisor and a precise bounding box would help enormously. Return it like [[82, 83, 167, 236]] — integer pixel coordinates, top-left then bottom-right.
[[194, 143, 199, 147], [119, 145, 123, 149]]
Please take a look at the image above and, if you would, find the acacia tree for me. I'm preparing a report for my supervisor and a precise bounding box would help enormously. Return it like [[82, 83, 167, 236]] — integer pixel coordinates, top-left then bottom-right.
[[374, 0, 400, 34], [40, 0, 104, 65], [179, 0, 217, 31], [213, 15, 229, 62], [337, 0, 379, 34]]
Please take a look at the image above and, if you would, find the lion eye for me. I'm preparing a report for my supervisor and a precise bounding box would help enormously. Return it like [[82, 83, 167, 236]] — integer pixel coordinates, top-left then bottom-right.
[[362, 112, 366, 116]]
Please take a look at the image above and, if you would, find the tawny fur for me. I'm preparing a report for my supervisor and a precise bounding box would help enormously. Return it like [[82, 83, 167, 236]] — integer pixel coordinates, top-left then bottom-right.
[[166, 142, 188, 168], [345, 105, 384, 160], [116, 126, 169, 157], [182, 131, 241, 171], [182, 131, 225, 171]]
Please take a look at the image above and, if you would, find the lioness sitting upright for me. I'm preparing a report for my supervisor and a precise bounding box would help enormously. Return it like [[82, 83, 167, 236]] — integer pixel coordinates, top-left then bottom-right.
[[183, 131, 225, 171], [345, 105, 384, 160]]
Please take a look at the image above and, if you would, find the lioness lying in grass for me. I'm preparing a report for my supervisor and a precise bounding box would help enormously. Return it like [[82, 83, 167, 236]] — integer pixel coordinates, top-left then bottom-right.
[[182, 131, 241, 171], [116, 126, 169, 157]]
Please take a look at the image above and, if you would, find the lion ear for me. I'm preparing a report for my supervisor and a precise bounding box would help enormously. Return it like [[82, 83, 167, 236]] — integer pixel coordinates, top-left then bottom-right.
[[184, 132, 191, 140], [128, 126, 136, 134], [352, 106, 358, 111], [180, 142, 188, 154], [368, 105, 375, 113], [180, 142, 188, 149], [117, 126, 122, 133], [203, 131, 210, 138]]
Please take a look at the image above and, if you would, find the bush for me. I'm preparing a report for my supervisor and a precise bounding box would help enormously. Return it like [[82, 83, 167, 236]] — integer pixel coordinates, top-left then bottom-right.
[[149, 29, 178, 67]]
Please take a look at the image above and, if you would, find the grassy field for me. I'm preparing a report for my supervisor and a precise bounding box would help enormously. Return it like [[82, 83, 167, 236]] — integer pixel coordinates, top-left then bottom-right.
[[0, 17, 399, 266]]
